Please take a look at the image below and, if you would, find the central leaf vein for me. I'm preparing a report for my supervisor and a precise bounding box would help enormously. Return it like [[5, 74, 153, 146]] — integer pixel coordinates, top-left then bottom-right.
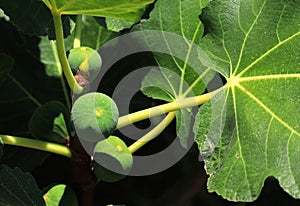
[[239, 74, 300, 82], [236, 84, 300, 137]]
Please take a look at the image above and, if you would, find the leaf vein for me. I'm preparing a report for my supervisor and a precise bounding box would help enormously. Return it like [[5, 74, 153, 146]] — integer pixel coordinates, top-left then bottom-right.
[[231, 86, 252, 197], [236, 84, 300, 137], [179, 22, 202, 95], [265, 117, 273, 170], [157, 0, 183, 71], [7, 75, 41, 107], [217, 12, 233, 76], [239, 74, 300, 82], [233, 0, 267, 76], [237, 31, 300, 77], [276, 4, 286, 43], [0, 184, 26, 206]]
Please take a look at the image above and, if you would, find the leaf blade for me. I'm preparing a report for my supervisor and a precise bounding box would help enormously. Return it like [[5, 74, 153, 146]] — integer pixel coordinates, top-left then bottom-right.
[[49, 0, 154, 22], [195, 0, 300, 201], [0, 165, 45, 205]]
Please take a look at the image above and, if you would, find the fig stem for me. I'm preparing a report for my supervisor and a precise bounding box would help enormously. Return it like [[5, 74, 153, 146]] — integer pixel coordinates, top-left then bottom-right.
[[52, 11, 83, 94], [128, 112, 176, 153], [0, 135, 72, 158], [116, 87, 223, 129], [73, 15, 82, 48]]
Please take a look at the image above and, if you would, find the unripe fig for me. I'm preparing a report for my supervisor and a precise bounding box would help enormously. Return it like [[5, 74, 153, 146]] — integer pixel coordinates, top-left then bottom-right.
[[93, 136, 133, 182], [71, 92, 119, 142], [68, 46, 102, 81]]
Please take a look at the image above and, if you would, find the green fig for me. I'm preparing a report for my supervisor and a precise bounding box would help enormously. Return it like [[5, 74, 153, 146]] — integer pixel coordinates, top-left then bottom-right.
[[68, 46, 102, 81], [93, 136, 133, 182], [71, 92, 119, 142]]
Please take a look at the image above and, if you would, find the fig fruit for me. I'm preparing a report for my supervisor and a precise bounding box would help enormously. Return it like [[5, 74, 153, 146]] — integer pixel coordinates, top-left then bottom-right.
[[68, 46, 102, 81], [93, 135, 133, 182], [71, 92, 119, 142]]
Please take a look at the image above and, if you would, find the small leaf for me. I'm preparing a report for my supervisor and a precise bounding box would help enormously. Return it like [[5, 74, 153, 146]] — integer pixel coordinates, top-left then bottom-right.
[[28, 101, 70, 144], [43, 184, 78, 206], [106, 18, 133, 32], [0, 53, 13, 85], [0, 165, 45, 205], [39, 37, 63, 78], [44, 0, 155, 23]]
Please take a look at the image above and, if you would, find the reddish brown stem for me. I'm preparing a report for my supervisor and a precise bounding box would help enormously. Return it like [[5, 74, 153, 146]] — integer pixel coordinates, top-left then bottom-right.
[[70, 136, 97, 206]]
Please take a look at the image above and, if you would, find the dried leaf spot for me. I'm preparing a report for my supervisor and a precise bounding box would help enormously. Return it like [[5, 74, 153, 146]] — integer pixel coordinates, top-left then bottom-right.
[[235, 151, 239, 158]]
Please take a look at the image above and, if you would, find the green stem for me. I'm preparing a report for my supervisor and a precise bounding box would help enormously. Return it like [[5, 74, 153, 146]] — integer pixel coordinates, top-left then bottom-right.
[[52, 12, 83, 94], [50, 40, 71, 110], [128, 112, 176, 153], [117, 88, 222, 129], [0, 135, 71, 158], [73, 15, 82, 48]]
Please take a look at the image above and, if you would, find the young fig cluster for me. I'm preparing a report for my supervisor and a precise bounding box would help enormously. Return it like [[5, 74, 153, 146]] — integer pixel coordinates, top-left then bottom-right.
[[69, 46, 132, 182], [71, 92, 133, 182]]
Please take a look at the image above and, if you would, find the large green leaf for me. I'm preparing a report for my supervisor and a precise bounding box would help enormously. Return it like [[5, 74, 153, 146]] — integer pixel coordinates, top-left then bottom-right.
[[0, 0, 71, 38], [43, 0, 154, 22], [194, 0, 300, 201], [0, 23, 67, 171], [139, 0, 215, 147], [0, 165, 45, 205]]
